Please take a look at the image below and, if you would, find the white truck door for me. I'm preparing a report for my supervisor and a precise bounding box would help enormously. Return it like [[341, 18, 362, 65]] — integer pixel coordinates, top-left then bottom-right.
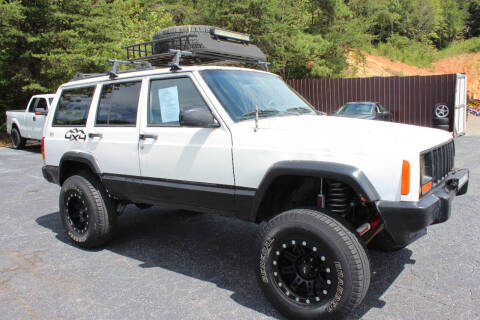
[[85, 79, 142, 177], [31, 97, 48, 140], [24, 97, 38, 139], [138, 74, 234, 209]]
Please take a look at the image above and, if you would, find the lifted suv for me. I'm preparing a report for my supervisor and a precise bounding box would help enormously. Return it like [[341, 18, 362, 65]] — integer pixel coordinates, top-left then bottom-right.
[[42, 27, 468, 320]]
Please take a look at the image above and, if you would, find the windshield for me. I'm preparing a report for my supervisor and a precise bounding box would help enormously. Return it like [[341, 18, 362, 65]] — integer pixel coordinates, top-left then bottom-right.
[[336, 103, 374, 115], [200, 70, 316, 121]]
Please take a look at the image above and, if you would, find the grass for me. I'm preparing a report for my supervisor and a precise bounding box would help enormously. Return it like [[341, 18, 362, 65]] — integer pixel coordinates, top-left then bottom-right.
[[368, 36, 480, 68], [0, 131, 10, 148], [436, 38, 480, 60]]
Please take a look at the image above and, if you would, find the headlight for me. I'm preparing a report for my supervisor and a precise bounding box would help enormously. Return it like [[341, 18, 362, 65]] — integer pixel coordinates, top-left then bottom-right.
[[420, 153, 433, 194]]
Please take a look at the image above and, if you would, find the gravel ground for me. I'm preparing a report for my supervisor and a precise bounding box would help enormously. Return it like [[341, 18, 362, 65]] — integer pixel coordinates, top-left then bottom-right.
[[0, 137, 478, 320]]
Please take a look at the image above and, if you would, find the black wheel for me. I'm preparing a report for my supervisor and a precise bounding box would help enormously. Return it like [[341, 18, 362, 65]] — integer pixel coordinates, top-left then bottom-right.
[[60, 175, 117, 248], [433, 103, 449, 119], [434, 124, 450, 131], [433, 117, 449, 125], [257, 209, 370, 319], [11, 127, 26, 149]]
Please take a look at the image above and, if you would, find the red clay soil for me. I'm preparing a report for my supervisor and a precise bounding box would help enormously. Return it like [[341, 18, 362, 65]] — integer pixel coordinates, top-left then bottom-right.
[[349, 52, 480, 99]]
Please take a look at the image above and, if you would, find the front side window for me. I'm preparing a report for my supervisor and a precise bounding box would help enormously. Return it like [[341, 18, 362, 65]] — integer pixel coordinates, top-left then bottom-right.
[[28, 98, 38, 113], [53, 87, 95, 126], [148, 77, 209, 125], [96, 81, 141, 126], [36, 98, 48, 111], [337, 103, 374, 115], [200, 70, 316, 121]]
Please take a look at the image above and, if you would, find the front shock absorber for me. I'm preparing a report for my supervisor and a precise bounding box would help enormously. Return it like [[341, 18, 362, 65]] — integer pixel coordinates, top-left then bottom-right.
[[326, 181, 350, 215]]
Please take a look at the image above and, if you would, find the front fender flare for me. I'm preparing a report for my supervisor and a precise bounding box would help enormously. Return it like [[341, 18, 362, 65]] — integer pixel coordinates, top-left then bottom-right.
[[250, 161, 380, 221]]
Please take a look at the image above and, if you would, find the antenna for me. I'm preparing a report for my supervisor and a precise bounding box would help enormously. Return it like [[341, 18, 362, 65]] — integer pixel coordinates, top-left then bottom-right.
[[254, 105, 259, 132]]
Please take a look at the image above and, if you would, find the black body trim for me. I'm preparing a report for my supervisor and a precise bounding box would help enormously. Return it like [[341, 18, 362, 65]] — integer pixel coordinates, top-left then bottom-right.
[[42, 165, 60, 184], [101, 173, 256, 219], [377, 169, 469, 247], [249, 161, 380, 221]]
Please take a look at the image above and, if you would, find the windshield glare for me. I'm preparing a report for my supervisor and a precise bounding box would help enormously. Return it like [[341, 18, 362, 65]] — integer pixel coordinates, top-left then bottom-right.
[[337, 103, 374, 115], [200, 70, 316, 121]]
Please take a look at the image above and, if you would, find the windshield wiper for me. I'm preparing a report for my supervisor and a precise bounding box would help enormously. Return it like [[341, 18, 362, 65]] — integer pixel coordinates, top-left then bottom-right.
[[286, 107, 312, 114], [241, 109, 280, 118]]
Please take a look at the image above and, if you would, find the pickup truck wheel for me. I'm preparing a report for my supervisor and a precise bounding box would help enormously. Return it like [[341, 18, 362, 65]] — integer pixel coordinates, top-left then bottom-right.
[[257, 209, 370, 319], [11, 128, 26, 149], [60, 175, 117, 249]]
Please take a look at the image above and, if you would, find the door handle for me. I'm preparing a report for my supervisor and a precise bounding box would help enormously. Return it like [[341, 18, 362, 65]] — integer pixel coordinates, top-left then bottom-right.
[[88, 133, 103, 139], [139, 133, 158, 140], [33, 116, 36, 121]]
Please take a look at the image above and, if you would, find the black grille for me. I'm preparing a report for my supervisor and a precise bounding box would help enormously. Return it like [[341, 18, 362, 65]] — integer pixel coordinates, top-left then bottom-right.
[[432, 141, 455, 184]]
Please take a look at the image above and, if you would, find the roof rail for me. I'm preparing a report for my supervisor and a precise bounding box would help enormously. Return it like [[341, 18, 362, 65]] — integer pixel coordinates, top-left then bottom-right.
[[70, 59, 153, 82]]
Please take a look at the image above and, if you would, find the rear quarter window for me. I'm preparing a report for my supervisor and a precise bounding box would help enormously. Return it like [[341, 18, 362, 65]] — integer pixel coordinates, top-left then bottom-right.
[[53, 86, 95, 126]]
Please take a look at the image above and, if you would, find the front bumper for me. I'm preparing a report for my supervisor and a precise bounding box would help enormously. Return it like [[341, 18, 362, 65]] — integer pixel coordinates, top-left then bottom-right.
[[376, 169, 469, 247]]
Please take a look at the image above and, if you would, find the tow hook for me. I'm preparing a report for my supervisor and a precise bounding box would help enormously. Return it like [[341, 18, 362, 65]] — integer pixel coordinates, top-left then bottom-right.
[[356, 216, 381, 236]]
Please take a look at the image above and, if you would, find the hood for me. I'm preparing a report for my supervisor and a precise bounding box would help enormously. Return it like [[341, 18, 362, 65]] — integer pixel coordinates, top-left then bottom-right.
[[230, 114, 452, 155]]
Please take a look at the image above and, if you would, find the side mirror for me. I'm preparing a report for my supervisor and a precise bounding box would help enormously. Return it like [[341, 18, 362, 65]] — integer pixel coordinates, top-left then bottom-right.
[[34, 109, 48, 116], [180, 107, 219, 128]]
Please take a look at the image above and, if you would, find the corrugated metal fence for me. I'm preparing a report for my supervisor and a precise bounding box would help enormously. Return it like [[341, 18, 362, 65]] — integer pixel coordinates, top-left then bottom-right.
[[287, 74, 457, 127]]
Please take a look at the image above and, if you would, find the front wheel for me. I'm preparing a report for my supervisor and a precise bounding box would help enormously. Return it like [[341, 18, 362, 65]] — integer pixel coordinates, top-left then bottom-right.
[[257, 209, 370, 319]]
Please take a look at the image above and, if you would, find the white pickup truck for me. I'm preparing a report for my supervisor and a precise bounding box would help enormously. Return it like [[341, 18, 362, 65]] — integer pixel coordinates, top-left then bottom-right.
[[6, 94, 55, 148]]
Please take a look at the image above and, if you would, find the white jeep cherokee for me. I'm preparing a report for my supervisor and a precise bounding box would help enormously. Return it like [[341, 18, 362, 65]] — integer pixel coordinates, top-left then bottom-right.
[[42, 65, 469, 319]]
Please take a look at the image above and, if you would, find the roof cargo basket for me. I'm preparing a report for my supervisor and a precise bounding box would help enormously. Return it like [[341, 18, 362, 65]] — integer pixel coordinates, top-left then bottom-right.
[[124, 25, 269, 71]]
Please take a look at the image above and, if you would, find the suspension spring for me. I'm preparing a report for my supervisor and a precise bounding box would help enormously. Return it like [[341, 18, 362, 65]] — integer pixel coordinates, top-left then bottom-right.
[[326, 181, 350, 215]]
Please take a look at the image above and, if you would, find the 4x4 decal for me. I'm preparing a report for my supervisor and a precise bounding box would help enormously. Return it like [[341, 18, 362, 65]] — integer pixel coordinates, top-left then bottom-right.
[[65, 128, 86, 141]]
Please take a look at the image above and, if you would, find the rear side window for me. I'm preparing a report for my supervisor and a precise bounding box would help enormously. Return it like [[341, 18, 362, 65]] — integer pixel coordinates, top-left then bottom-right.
[[96, 81, 141, 126], [53, 87, 95, 126]]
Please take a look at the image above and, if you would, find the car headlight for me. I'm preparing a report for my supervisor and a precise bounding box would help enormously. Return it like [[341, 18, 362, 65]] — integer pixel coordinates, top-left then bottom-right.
[[420, 153, 433, 194]]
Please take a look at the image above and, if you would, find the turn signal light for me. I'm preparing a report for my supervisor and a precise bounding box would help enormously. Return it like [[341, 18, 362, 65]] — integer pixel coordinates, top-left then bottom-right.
[[421, 181, 433, 194], [41, 137, 45, 162], [401, 160, 410, 195]]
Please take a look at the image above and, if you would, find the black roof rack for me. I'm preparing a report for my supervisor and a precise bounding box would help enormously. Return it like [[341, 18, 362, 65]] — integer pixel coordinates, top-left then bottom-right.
[[124, 26, 270, 71], [69, 26, 270, 82]]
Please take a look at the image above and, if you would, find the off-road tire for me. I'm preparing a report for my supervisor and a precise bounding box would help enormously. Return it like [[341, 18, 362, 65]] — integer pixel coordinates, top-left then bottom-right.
[[11, 127, 26, 149], [434, 124, 450, 131], [257, 209, 370, 320], [153, 25, 212, 39], [60, 174, 117, 249], [433, 117, 449, 125], [152, 25, 213, 54]]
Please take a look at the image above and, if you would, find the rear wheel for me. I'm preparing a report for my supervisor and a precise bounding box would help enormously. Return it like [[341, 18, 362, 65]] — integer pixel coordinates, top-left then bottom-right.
[[257, 209, 370, 319], [60, 175, 117, 248], [11, 127, 26, 149]]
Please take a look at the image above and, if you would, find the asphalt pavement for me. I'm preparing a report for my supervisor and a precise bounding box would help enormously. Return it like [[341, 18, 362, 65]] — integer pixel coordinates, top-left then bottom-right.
[[0, 137, 479, 320]]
